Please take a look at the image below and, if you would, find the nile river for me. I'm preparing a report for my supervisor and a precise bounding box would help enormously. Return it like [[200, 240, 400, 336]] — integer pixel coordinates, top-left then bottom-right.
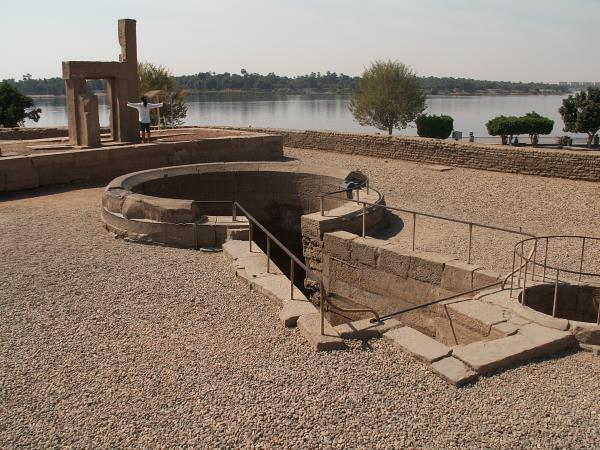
[[27, 93, 583, 141]]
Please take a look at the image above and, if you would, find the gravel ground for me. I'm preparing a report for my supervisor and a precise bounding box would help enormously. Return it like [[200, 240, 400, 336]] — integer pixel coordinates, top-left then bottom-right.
[[1, 170, 599, 447], [287, 147, 600, 277]]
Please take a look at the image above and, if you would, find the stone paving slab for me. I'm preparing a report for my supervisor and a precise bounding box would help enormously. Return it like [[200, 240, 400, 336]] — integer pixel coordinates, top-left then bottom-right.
[[334, 318, 403, 339], [453, 323, 574, 374], [297, 314, 346, 351], [430, 357, 478, 387], [384, 326, 452, 363], [447, 299, 508, 336], [491, 322, 520, 337], [280, 300, 318, 327], [512, 303, 570, 331], [252, 273, 305, 307]]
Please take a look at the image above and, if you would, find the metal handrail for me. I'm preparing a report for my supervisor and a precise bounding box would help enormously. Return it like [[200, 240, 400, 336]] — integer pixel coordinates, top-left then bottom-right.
[[375, 240, 537, 322], [513, 235, 600, 278], [511, 235, 600, 325], [232, 201, 380, 334], [319, 187, 534, 264]]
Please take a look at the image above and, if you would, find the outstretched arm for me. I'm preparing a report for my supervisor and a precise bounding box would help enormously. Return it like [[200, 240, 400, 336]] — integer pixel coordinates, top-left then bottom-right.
[[127, 102, 141, 109], [149, 103, 163, 109]]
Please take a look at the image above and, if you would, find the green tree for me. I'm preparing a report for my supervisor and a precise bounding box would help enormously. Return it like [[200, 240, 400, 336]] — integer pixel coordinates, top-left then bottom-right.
[[349, 60, 426, 135], [138, 62, 188, 126], [415, 114, 453, 139], [559, 87, 600, 148], [0, 81, 41, 127], [522, 112, 553, 145]]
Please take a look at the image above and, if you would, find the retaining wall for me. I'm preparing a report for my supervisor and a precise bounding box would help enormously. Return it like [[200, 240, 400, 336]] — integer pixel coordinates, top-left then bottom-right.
[[319, 230, 503, 340], [0, 134, 283, 193], [217, 127, 600, 182]]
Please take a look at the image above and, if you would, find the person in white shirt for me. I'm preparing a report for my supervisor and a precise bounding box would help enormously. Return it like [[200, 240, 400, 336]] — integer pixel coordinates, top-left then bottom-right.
[[127, 96, 163, 143]]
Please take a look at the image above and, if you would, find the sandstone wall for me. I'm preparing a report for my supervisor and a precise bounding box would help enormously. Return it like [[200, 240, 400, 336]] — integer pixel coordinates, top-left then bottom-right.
[[319, 230, 503, 339], [217, 127, 600, 182], [0, 134, 283, 193], [0, 127, 109, 141]]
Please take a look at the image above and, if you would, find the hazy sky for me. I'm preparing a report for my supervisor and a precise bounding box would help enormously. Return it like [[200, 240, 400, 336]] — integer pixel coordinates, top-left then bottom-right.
[[2, 0, 599, 82]]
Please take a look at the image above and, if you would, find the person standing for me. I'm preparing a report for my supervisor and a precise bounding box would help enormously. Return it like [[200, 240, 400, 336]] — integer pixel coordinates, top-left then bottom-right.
[[127, 96, 163, 143]]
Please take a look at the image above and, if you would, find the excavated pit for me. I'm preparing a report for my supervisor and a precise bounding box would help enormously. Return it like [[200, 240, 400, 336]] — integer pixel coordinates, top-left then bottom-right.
[[101, 161, 385, 295]]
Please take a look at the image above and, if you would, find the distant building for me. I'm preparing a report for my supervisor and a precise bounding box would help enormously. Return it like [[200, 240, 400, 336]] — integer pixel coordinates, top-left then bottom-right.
[[558, 81, 600, 89]]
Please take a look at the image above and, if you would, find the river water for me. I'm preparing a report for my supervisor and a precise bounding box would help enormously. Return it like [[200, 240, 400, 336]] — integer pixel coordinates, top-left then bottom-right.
[[27, 93, 582, 140]]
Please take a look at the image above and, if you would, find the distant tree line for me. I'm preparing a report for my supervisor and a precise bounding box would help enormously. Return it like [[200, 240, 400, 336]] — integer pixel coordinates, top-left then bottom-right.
[[3, 71, 569, 96]]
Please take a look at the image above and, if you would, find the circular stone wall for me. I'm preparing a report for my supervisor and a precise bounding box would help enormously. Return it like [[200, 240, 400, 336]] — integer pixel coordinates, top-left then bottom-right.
[[101, 161, 384, 249]]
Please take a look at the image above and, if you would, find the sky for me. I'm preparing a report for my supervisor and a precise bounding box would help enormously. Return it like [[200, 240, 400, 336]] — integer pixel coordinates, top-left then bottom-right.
[[2, 0, 599, 82]]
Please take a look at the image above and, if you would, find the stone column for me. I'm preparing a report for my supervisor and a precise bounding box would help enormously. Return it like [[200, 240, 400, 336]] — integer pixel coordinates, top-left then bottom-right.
[[78, 93, 101, 148], [64, 78, 86, 146]]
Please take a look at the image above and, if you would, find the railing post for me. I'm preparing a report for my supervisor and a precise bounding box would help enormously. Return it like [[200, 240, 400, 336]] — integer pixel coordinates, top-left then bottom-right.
[[320, 196, 324, 217], [467, 223, 473, 264], [542, 237, 549, 282], [362, 203, 366, 238], [266, 237, 271, 273], [249, 222, 253, 252], [552, 269, 560, 317], [530, 241, 537, 281], [510, 249, 516, 297], [290, 259, 295, 300], [412, 212, 417, 251], [521, 259, 528, 305], [320, 282, 325, 336], [232, 203, 237, 222], [579, 237, 586, 282], [517, 240, 524, 288]]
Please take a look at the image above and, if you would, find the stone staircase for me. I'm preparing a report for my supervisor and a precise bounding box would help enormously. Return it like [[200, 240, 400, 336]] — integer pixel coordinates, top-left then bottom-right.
[[223, 238, 589, 387]]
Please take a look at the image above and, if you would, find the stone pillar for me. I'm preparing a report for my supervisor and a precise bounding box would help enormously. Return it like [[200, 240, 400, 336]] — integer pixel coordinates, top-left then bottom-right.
[[78, 93, 101, 148], [118, 19, 140, 143], [64, 77, 86, 146], [106, 78, 118, 141]]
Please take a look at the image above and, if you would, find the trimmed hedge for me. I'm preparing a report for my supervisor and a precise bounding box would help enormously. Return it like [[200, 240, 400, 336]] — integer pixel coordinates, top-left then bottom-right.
[[415, 114, 454, 139], [486, 111, 554, 144]]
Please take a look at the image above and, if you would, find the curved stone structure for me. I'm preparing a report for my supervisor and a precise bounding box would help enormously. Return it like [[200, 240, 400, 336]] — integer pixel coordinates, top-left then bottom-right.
[[102, 161, 385, 249]]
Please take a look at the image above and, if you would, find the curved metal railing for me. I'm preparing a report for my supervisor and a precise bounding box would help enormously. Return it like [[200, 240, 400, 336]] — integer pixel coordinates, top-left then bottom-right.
[[512, 235, 600, 324]]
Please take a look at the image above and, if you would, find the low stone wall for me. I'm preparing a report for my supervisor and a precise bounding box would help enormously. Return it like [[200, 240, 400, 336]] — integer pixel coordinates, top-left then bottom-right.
[[0, 134, 283, 193], [319, 230, 503, 339], [0, 127, 110, 141], [0, 127, 70, 141], [217, 127, 600, 182]]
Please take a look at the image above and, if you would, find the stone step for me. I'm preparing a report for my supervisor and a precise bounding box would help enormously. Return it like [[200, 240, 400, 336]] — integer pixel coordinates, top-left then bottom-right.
[[280, 300, 318, 327], [384, 326, 452, 363], [297, 314, 346, 351], [452, 323, 575, 374], [334, 318, 403, 339], [430, 357, 478, 387], [446, 299, 508, 336]]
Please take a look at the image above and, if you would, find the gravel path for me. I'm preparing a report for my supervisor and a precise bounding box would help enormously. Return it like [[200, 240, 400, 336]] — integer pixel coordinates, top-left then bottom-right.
[[1, 179, 599, 447]]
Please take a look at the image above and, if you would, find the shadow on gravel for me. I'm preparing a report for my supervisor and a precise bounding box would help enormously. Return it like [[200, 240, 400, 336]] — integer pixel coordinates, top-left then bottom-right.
[[373, 211, 406, 240], [0, 181, 106, 203]]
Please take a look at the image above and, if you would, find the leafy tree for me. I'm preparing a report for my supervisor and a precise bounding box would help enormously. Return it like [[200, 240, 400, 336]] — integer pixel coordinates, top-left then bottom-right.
[[0, 81, 41, 127], [138, 62, 188, 126], [415, 114, 453, 139], [522, 112, 553, 144], [486, 112, 554, 145], [559, 87, 600, 147], [349, 60, 426, 135]]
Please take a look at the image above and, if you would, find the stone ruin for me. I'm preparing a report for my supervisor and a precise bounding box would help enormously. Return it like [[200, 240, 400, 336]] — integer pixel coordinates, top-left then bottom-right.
[[62, 19, 139, 147]]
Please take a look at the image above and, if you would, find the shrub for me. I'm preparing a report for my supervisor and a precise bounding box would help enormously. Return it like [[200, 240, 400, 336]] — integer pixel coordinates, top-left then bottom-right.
[[415, 114, 453, 139], [486, 112, 553, 145]]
